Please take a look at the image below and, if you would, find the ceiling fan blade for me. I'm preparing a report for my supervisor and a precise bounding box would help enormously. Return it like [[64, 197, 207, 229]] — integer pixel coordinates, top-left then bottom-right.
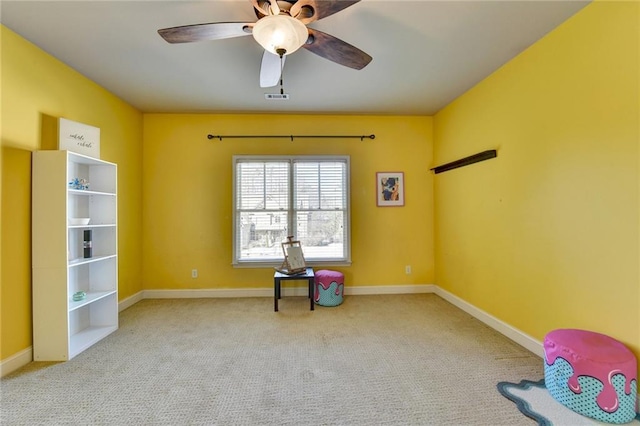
[[303, 29, 372, 70], [158, 22, 253, 44], [260, 51, 286, 88], [290, 0, 360, 24]]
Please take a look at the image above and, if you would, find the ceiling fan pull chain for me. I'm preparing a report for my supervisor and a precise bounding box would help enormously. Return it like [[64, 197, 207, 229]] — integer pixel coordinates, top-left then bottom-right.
[[278, 49, 285, 95]]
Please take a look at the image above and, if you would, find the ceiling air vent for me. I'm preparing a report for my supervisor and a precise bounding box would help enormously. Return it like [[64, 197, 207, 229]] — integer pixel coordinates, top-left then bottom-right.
[[265, 94, 290, 100]]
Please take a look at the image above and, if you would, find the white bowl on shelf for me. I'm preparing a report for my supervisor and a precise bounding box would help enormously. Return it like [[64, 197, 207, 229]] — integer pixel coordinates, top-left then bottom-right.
[[68, 217, 90, 226]]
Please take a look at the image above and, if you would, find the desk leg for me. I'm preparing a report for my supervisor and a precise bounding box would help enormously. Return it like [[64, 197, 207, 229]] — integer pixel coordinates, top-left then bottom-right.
[[309, 278, 314, 311], [274, 278, 280, 312]]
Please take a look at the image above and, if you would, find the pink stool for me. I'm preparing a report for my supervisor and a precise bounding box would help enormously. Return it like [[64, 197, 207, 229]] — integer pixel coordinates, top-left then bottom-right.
[[544, 329, 637, 423], [314, 270, 344, 307]]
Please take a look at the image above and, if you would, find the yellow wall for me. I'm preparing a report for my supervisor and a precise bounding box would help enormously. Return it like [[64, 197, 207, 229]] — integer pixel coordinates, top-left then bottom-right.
[[142, 114, 434, 290], [1, 26, 144, 360], [434, 0, 639, 362]]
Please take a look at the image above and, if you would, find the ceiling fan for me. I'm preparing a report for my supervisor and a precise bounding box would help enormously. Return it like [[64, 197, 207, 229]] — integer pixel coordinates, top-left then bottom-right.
[[158, 0, 372, 88]]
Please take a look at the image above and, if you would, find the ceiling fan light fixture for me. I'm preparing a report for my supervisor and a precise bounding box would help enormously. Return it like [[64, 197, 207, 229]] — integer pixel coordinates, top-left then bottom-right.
[[252, 15, 308, 56]]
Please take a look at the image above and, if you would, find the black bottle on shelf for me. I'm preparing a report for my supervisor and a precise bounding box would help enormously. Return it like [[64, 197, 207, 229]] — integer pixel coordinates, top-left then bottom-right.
[[83, 230, 92, 258]]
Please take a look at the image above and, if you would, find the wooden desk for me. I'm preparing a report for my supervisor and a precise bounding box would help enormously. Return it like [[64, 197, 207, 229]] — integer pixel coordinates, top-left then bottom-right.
[[274, 267, 315, 312]]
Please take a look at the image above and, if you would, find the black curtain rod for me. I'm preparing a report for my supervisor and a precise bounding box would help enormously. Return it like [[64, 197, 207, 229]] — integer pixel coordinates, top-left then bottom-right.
[[431, 150, 497, 174], [207, 134, 375, 141]]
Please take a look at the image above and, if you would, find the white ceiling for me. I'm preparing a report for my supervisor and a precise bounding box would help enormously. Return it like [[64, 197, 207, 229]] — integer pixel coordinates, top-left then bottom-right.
[[1, 0, 590, 115]]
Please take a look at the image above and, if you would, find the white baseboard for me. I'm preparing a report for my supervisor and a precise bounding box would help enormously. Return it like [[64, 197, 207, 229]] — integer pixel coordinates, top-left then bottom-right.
[[1, 346, 32, 377], [143, 288, 274, 299], [434, 287, 543, 358], [345, 284, 436, 295], [119, 291, 144, 311]]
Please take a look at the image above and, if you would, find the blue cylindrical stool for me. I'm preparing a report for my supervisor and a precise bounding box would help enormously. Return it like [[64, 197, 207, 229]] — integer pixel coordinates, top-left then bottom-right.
[[544, 329, 638, 424], [314, 270, 344, 307]]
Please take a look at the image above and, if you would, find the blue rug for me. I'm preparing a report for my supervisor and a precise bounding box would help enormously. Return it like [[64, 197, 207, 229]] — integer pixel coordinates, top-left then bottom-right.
[[497, 379, 640, 425]]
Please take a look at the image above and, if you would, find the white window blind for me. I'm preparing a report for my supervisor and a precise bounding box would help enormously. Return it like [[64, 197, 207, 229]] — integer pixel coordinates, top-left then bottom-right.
[[233, 156, 350, 265]]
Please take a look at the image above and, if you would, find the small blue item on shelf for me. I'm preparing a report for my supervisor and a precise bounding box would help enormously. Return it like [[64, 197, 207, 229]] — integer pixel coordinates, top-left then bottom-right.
[[68, 178, 90, 190], [72, 291, 86, 302]]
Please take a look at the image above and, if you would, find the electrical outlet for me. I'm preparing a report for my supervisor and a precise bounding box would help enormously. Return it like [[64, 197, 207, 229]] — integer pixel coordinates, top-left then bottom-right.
[[405, 265, 412, 275], [191, 269, 198, 278]]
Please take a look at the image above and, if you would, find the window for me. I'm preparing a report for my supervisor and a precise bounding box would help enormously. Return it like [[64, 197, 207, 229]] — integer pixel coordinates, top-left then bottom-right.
[[233, 156, 350, 266]]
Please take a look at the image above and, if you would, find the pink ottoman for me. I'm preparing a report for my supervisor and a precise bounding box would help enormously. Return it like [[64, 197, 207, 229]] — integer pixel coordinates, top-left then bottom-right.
[[544, 329, 637, 423], [314, 270, 344, 307]]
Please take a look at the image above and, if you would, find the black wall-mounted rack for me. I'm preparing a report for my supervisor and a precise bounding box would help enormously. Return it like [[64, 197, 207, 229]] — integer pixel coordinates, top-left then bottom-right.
[[431, 150, 497, 174]]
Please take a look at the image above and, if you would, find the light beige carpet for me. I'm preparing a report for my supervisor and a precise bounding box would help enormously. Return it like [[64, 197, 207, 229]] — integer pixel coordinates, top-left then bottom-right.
[[2, 294, 541, 425]]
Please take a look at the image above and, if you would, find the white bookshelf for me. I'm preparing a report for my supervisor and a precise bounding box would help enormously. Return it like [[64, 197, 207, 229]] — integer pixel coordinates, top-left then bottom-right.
[[32, 150, 118, 361]]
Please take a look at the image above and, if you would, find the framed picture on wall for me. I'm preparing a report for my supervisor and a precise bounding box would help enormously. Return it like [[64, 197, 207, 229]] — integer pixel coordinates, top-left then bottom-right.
[[376, 172, 404, 207]]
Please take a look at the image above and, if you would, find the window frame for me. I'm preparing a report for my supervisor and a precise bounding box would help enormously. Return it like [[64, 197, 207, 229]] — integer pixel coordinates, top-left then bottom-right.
[[232, 155, 351, 268]]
